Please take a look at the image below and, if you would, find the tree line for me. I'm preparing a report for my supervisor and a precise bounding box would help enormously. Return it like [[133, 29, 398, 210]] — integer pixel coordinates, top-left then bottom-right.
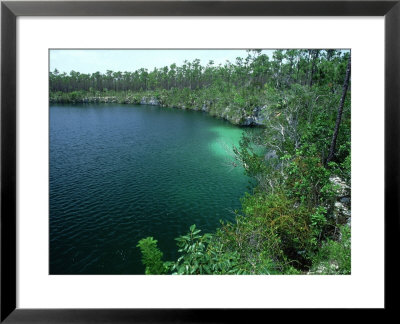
[[50, 50, 348, 94]]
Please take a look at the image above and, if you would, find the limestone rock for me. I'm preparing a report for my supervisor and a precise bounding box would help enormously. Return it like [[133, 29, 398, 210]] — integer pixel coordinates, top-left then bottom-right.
[[140, 97, 160, 106], [329, 176, 350, 197]]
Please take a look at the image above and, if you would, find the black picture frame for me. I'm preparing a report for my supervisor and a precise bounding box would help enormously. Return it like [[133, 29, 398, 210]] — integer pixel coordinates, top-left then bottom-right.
[[1, 0, 398, 322]]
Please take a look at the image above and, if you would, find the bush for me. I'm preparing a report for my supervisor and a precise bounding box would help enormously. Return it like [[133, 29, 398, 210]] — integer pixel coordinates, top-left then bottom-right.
[[286, 146, 337, 208], [310, 225, 351, 274], [168, 225, 243, 275], [136, 237, 167, 274]]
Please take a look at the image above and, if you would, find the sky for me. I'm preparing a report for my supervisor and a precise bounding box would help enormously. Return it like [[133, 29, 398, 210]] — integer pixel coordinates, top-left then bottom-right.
[[49, 49, 275, 74]]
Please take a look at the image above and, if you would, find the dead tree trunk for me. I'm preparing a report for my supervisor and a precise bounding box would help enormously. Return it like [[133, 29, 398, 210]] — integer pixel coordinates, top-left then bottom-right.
[[326, 56, 351, 165]]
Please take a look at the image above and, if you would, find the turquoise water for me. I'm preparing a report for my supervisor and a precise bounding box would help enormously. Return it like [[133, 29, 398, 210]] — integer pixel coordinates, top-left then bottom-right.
[[50, 104, 250, 274]]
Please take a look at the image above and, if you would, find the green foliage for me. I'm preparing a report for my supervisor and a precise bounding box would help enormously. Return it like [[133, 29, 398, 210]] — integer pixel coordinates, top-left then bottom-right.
[[168, 225, 243, 275], [310, 225, 351, 274], [240, 192, 313, 268], [309, 206, 328, 248], [170, 224, 212, 275], [286, 147, 337, 207], [233, 133, 267, 177], [136, 237, 167, 274]]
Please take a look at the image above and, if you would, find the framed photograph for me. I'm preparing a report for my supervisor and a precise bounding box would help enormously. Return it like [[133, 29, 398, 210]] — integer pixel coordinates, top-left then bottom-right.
[[1, 0, 398, 321]]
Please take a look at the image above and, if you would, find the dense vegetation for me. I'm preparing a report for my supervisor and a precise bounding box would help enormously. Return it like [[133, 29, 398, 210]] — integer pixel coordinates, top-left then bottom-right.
[[50, 49, 349, 126], [51, 49, 351, 274]]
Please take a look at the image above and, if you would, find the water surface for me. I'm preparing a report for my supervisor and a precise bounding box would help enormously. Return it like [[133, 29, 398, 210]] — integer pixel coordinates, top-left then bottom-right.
[[50, 103, 250, 274]]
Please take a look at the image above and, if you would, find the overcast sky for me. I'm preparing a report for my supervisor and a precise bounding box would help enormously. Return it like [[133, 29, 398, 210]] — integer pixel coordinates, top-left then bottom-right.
[[49, 49, 276, 74]]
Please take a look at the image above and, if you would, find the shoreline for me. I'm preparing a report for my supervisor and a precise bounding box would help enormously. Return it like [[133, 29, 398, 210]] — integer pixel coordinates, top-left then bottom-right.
[[49, 94, 268, 127]]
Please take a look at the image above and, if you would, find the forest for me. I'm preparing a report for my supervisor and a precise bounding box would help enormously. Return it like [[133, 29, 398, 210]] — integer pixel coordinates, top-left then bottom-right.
[[50, 49, 351, 274]]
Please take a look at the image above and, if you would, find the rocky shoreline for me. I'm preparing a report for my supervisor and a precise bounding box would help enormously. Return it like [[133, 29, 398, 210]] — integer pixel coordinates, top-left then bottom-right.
[[50, 95, 268, 127]]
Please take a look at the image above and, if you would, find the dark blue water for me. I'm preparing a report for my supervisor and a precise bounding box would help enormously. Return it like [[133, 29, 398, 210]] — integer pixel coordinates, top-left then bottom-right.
[[50, 104, 250, 274]]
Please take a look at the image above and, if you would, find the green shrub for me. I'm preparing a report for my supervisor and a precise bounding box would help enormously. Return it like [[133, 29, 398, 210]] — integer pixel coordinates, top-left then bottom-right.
[[310, 225, 351, 274], [286, 147, 336, 208], [136, 237, 167, 274]]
